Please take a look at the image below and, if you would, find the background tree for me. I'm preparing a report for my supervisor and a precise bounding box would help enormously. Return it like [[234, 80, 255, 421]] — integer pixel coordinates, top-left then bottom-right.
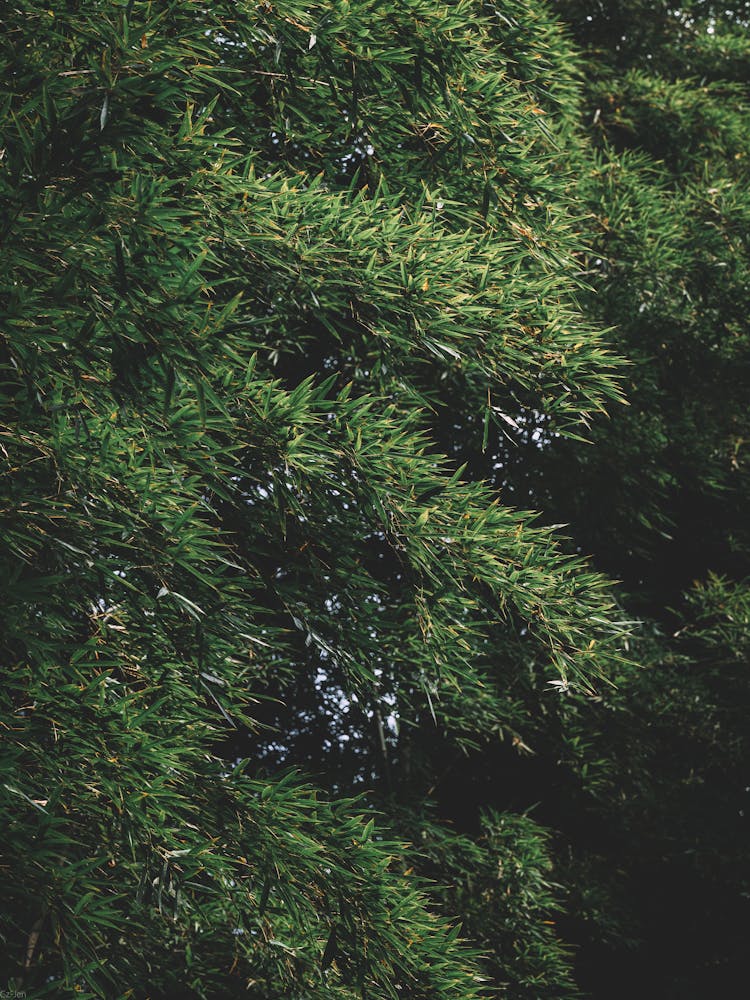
[[489, 3, 750, 995]]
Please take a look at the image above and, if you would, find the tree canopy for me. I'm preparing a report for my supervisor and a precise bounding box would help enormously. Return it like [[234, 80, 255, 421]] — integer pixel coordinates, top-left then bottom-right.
[[1, 2, 748, 998]]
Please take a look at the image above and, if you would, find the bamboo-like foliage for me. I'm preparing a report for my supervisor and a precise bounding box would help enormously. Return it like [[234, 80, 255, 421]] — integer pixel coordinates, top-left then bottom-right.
[[0, 2, 629, 997]]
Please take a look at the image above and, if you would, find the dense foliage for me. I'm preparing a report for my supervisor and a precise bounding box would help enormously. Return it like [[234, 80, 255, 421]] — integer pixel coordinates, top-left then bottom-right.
[[1, 2, 748, 998]]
